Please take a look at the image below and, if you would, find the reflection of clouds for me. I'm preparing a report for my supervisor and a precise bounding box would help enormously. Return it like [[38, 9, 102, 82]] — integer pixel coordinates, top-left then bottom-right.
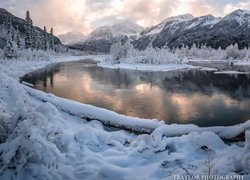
[[134, 83, 152, 94], [54, 74, 69, 83], [171, 94, 199, 123], [34, 62, 250, 126], [41, 74, 250, 124]]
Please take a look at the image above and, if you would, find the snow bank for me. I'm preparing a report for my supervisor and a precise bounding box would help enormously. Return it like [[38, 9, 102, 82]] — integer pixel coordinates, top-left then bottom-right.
[[98, 62, 194, 72], [24, 85, 162, 133], [214, 71, 249, 74], [24, 84, 250, 139]]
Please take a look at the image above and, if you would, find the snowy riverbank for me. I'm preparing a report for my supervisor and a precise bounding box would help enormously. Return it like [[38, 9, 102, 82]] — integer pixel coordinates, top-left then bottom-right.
[[0, 55, 250, 179]]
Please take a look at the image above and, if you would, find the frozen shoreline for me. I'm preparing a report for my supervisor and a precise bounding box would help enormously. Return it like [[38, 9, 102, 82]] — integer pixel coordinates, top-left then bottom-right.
[[0, 55, 250, 179], [98, 62, 195, 72]]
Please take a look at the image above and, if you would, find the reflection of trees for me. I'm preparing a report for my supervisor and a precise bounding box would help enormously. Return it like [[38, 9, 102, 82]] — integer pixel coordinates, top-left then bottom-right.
[[84, 67, 250, 99], [21, 61, 250, 99], [20, 61, 250, 126], [21, 64, 59, 88]]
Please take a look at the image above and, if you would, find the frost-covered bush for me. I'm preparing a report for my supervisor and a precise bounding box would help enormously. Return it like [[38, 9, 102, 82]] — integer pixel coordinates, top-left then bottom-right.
[[4, 39, 17, 59], [110, 41, 135, 64], [224, 44, 244, 60], [16, 49, 52, 61], [109, 42, 180, 65], [141, 47, 179, 64], [108, 41, 250, 65], [175, 43, 250, 61], [0, 108, 62, 179]]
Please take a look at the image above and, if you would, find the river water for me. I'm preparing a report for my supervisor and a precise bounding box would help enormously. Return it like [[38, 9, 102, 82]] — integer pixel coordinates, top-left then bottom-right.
[[21, 60, 250, 127]]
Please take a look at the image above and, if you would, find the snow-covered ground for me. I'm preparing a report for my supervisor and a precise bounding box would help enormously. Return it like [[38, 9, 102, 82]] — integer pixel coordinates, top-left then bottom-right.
[[98, 61, 195, 72], [0, 55, 250, 179]]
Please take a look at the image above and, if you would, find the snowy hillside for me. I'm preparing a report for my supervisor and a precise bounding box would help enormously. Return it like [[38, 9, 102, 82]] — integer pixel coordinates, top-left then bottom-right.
[[58, 31, 86, 45], [133, 9, 250, 50], [222, 9, 250, 26], [0, 8, 61, 49], [142, 14, 194, 37]]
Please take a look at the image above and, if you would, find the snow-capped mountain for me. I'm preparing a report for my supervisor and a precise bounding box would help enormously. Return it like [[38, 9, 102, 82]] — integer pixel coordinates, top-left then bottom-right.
[[86, 20, 143, 41], [142, 14, 194, 37], [58, 31, 86, 45], [134, 14, 196, 50], [70, 20, 143, 53], [222, 9, 250, 26], [134, 9, 250, 50]]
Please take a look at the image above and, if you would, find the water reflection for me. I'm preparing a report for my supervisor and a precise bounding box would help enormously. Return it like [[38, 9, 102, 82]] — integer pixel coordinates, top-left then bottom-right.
[[21, 60, 250, 126]]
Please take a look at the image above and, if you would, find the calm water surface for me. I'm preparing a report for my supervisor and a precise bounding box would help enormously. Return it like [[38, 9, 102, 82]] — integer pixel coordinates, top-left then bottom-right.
[[21, 60, 250, 127]]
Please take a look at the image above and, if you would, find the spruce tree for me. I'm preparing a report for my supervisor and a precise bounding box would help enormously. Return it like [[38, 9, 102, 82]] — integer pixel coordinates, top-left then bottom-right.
[[49, 27, 54, 50], [4, 29, 16, 59], [43, 26, 48, 51], [4, 14, 16, 59], [15, 26, 21, 49], [24, 10, 33, 49], [31, 27, 36, 49]]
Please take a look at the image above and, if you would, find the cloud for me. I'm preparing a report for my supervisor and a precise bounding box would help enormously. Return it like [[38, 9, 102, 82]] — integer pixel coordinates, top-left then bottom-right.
[[0, 0, 249, 35], [224, 1, 250, 14]]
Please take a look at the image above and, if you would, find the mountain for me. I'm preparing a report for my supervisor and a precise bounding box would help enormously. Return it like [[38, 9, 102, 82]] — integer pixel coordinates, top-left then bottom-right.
[[70, 20, 143, 53], [0, 8, 61, 49], [133, 14, 195, 50], [133, 9, 250, 50], [58, 31, 86, 45]]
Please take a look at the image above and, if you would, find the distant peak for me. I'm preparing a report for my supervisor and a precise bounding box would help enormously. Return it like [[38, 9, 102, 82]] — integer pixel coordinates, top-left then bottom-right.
[[169, 14, 194, 20], [227, 9, 250, 16], [161, 13, 194, 24]]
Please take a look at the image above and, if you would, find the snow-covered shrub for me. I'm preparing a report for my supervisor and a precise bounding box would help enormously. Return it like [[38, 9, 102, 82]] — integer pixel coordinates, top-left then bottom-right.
[[0, 112, 62, 178], [110, 41, 135, 64], [107, 41, 250, 66], [4, 39, 17, 59], [241, 131, 250, 173], [142, 47, 179, 64], [244, 49, 250, 61], [224, 44, 244, 60], [110, 41, 123, 63], [15, 49, 62, 61], [109, 42, 180, 65]]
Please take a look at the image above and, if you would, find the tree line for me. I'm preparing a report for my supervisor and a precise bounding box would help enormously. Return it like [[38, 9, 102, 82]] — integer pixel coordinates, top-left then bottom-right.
[[4, 10, 56, 59]]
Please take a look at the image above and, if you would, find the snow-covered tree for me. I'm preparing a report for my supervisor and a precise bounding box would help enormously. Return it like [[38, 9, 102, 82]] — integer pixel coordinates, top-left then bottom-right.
[[49, 27, 54, 50], [43, 26, 48, 51], [35, 32, 43, 50], [110, 41, 123, 63], [3, 14, 17, 59], [224, 44, 244, 61], [24, 10, 34, 49], [15, 26, 21, 49], [4, 32, 17, 59]]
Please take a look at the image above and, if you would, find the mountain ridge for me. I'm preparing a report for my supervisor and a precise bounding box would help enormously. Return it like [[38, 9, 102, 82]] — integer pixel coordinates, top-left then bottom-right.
[[70, 20, 143, 53], [58, 31, 86, 45], [133, 9, 250, 50]]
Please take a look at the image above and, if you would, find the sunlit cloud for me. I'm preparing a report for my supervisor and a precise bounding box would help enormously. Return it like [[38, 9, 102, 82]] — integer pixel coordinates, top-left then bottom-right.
[[0, 0, 248, 35]]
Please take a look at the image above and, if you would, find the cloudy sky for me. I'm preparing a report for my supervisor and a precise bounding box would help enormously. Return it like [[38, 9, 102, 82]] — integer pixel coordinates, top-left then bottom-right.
[[1, 0, 250, 35]]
